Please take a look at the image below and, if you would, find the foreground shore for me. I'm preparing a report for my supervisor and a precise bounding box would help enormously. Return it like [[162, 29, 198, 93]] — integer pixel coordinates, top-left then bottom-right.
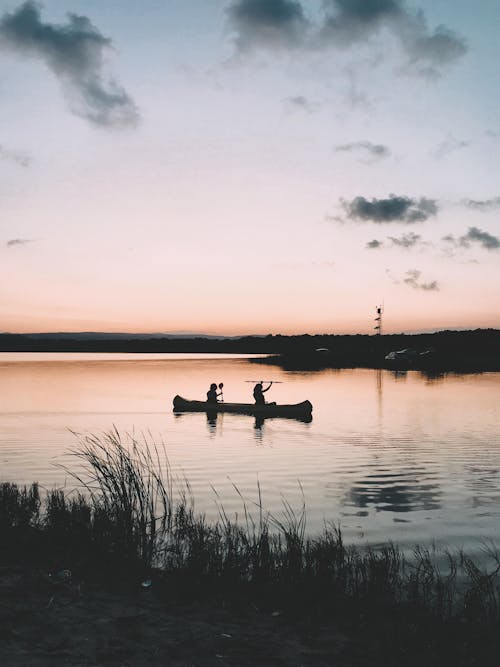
[[0, 567, 378, 666], [5, 563, 498, 667], [2, 432, 500, 665]]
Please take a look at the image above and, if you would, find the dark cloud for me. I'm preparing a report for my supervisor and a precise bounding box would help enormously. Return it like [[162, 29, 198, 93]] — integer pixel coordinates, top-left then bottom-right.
[[226, 0, 310, 51], [319, 0, 466, 74], [403, 269, 439, 291], [341, 194, 438, 224], [460, 227, 500, 250], [442, 227, 500, 252], [366, 239, 383, 249], [0, 2, 139, 127], [388, 232, 422, 248], [6, 238, 34, 246], [462, 197, 500, 212], [335, 140, 390, 160], [226, 0, 466, 75], [0, 144, 31, 167], [319, 0, 403, 47]]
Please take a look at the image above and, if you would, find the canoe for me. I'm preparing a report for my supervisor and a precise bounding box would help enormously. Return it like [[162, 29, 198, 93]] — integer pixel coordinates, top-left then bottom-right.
[[173, 395, 313, 419]]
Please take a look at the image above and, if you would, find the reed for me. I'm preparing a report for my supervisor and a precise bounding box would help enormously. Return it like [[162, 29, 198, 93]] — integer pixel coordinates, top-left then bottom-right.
[[1, 429, 500, 633]]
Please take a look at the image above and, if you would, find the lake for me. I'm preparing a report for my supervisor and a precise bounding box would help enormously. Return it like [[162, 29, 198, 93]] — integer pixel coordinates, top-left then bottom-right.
[[1, 353, 499, 555]]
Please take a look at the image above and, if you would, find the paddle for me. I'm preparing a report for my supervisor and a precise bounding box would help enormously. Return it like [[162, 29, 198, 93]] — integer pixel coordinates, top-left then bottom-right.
[[244, 380, 283, 383], [218, 382, 224, 402]]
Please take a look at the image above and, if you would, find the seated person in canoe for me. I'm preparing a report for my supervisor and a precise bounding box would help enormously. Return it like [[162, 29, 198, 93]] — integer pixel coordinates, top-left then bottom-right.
[[207, 382, 223, 403], [253, 381, 273, 405]]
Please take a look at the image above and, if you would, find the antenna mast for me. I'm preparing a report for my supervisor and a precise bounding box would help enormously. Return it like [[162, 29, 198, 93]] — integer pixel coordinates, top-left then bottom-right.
[[374, 304, 384, 335]]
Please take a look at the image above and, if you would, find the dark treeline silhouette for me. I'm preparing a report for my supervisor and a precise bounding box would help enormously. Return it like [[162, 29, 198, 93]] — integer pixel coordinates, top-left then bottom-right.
[[1, 329, 499, 371]]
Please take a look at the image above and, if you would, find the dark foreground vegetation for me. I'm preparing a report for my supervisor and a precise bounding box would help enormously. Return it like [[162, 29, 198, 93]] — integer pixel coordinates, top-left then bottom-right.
[[2, 328, 500, 372], [2, 431, 500, 665]]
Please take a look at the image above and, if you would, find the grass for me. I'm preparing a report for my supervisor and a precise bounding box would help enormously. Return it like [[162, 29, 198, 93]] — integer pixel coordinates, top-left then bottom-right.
[[2, 430, 500, 663]]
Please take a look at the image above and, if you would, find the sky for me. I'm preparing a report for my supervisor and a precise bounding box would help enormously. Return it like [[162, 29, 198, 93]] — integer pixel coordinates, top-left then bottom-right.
[[0, 0, 499, 335]]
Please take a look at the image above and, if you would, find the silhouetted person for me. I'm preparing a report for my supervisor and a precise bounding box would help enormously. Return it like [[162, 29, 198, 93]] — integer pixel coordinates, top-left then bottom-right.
[[206, 383, 222, 403], [253, 381, 272, 405]]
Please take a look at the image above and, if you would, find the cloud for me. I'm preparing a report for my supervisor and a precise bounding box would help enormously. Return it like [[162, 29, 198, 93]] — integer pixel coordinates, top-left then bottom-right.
[[367, 232, 428, 251], [459, 227, 500, 250], [404, 21, 467, 77], [462, 197, 500, 212], [320, 0, 466, 76], [388, 232, 422, 248], [225, 0, 466, 75], [442, 227, 500, 252], [226, 0, 310, 52], [6, 238, 34, 246], [433, 135, 469, 159], [403, 269, 439, 291], [335, 140, 390, 160], [319, 0, 403, 46], [285, 95, 315, 112], [0, 2, 139, 127], [340, 194, 438, 223], [0, 144, 31, 167]]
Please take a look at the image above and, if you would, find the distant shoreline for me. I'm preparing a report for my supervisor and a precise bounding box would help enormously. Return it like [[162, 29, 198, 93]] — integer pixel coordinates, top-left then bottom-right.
[[1, 329, 499, 372]]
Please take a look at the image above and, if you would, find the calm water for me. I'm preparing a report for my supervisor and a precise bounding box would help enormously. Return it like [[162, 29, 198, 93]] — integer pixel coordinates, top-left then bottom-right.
[[1, 353, 499, 554]]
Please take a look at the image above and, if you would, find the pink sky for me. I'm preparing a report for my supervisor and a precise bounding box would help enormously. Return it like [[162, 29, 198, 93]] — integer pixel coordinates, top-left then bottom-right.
[[1, 1, 499, 335]]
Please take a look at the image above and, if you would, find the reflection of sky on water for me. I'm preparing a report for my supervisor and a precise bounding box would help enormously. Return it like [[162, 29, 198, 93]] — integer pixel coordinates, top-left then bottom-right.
[[466, 462, 500, 508], [346, 470, 442, 513], [1, 355, 500, 554]]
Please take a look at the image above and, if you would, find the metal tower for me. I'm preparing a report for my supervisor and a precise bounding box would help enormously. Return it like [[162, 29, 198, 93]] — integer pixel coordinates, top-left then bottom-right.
[[374, 304, 383, 335]]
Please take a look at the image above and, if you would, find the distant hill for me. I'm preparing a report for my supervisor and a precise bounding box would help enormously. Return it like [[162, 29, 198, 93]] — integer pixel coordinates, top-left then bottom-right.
[[5, 332, 239, 340], [0, 329, 499, 371]]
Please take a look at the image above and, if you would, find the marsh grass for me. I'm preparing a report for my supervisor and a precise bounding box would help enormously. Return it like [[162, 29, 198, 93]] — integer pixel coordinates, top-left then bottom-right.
[[2, 430, 500, 632]]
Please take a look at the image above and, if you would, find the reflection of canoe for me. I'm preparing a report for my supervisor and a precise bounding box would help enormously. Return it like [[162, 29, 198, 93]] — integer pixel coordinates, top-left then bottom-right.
[[173, 395, 313, 419]]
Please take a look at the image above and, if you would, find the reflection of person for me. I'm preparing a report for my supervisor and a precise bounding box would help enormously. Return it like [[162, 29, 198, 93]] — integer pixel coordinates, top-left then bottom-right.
[[253, 381, 272, 405], [206, 383, 222, 403]]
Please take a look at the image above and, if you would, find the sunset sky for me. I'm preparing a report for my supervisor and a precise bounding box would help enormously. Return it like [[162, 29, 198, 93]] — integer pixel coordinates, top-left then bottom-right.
[[1, 0, 499, 335]]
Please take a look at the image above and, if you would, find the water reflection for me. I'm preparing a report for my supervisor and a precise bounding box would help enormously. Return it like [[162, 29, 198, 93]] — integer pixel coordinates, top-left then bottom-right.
[[176, 410, 311, 434], [206, 411, 218, 436], [1, 354, 500, 552], [346, 470, 441, 513], [419, 371, 447, 384]]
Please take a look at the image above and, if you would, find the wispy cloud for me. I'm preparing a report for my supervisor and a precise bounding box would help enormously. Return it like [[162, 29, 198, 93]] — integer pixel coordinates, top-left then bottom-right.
[[285, 95, 316, 112], [432, 135, 469, 159], [388, 232, 423, 248], [334, 140, 390, 161], [403, 269, 439, 291], [340, 194, 438, 224], [462, 197, 500, 212], [386, 267, 439, 290], [0, 144, 31, 167], [6, 238, 34, 247], [0, 1, 139, 127], [366, 232, 427, 251]]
